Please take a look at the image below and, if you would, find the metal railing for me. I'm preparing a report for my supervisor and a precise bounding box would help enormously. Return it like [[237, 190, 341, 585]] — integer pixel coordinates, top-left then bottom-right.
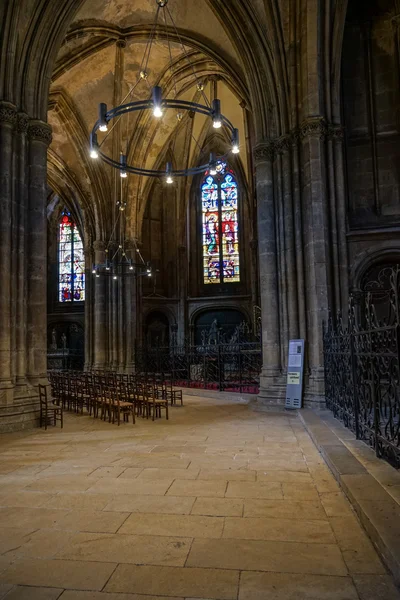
[[135, 342, 262, 394], [324, 266, 400, 468]]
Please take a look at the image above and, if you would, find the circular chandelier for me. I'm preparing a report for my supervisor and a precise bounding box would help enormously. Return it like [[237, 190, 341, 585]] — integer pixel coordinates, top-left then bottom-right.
[[89, 0, 240, 183]]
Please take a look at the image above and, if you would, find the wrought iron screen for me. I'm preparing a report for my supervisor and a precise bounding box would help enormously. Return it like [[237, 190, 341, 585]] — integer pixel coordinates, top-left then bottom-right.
[[135, 342, 262, 394], [324, 266, 400, 468]]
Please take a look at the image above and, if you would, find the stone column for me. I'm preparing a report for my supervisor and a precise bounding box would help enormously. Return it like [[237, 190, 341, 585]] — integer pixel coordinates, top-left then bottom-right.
[[84, 245, 93, 371], [300, 117, 331, 404], [291, 134, 307, 340], [122, 240, 137, 372], [0, 102, 17, 399], [15, 113, 29, 384], [277, 138, 299, 342], [93, 241, 107, 369], [249, 238, 259, 310], [177, 245, 188, 345], [254, 141, 284, 403], [331, 125, 349, 313], [26, 120, 52, 383]]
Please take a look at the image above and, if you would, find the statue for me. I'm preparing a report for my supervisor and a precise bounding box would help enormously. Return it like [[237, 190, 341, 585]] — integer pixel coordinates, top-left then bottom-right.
[[208, 319, 219, 345], [229, 326, 240, 345], [61, 333, 67, 350], [50, 329, 57, 351]]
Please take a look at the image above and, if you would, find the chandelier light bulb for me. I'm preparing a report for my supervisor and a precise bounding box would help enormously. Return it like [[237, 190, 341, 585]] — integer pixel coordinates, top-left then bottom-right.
[[152, 86, 163, 118], [96, 274, 100, 278], [98, 103, 108, 132], [106, 266, 110, 271], [92, 268, 96, 274], [165, 161, 173, 184], [232, 128, 240, 154], [90, 132, 99, 158], [212, 98, 222, 129], [209, 152, 217, 176], [129, 265, 134, 270], [113, 275, 118, 280], [120, 154, 128, 178]]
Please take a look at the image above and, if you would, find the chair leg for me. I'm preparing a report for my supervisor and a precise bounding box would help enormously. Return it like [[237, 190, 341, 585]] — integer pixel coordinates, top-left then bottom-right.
[[166, 402, 169, 420], [61, 410, 63, 429]]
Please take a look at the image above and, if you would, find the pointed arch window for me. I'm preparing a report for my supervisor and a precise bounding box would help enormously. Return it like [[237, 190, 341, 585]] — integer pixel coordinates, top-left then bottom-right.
[[58, 210, 85, 302], [201, 162, 240, 284]]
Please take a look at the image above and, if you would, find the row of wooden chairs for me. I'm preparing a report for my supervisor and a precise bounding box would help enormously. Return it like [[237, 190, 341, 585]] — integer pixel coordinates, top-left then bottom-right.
[[47, 372, 170, 426], [87, 370, 183, 407]]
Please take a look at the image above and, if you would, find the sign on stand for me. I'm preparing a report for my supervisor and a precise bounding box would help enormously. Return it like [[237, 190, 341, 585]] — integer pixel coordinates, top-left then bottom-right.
[[285, 339, 305, 409]]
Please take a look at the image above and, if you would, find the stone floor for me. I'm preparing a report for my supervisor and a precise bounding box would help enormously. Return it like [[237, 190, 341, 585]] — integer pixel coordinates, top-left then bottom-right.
[[0, 394, 399, 600]]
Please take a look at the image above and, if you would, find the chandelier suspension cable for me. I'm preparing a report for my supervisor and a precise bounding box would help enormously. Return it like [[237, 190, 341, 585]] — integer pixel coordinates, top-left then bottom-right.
[[163, 7, 178, 101], [141, 5, 161, 89], [99, 8, 161, 150], [165, 4, 210, 107]]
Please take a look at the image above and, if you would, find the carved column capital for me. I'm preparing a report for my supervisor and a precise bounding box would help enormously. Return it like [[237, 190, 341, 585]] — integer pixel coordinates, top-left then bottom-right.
[[274, 134, 292, 155], [254, 140, 276, 163], [327, 123, 345, 142], [93, 240, 106, 252], [17, 113, 29, 134], [124, 239, 138, 251], [0, 102, 17, 126], [299, 117, 328, 140], [28, 120, 52, 145]]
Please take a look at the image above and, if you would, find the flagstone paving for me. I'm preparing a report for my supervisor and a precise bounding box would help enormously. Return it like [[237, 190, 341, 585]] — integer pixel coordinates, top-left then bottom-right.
[[0, 394, 399, 599]]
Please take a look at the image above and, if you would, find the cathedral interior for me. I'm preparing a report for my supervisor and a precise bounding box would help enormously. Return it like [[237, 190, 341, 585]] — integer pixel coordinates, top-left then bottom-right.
[[1, 0, 400, 598]]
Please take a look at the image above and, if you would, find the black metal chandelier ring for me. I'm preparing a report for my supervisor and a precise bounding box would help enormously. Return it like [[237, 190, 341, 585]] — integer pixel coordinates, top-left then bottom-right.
[[90, 87, 240, 180]]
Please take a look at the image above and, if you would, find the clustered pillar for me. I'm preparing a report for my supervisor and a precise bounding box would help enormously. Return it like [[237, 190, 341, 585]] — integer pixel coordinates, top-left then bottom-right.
[[85, 240, 136, 373], [255, 119, 347, 406], [0, 102, 52, 428]]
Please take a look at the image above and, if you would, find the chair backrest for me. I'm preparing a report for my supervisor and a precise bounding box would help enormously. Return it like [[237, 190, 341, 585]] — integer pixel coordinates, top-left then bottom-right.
[[38, 384, 48, 406]]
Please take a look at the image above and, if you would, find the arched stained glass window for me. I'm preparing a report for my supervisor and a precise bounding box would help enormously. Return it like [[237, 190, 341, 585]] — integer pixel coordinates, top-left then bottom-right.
[[58, 210, 85, 302], [201, 162, 240, 284]]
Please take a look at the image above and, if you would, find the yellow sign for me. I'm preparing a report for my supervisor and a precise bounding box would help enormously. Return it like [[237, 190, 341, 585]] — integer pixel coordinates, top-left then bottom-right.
[[287, 372, 300, 385]]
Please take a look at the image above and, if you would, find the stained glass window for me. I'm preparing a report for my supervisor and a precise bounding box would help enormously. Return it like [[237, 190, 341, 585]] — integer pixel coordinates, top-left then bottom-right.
[[201, 162, 240, 284], [58, 211, 85, 302]]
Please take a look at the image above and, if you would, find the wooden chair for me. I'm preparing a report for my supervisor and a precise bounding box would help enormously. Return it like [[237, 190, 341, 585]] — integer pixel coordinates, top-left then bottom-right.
[[135, 382, 150, 419], [149, 389, 169, 421], [38, 384, 63, 430], [164, 378, 183, 406], [111, 384, 136, 426]]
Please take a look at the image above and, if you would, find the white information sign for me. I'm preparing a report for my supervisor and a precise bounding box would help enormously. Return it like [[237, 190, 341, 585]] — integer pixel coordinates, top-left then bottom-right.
[[285, 339, 305, 409]]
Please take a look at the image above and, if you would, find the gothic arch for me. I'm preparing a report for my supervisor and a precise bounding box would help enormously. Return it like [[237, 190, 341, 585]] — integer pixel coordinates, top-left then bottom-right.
[[351, 244, 400, 292]]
